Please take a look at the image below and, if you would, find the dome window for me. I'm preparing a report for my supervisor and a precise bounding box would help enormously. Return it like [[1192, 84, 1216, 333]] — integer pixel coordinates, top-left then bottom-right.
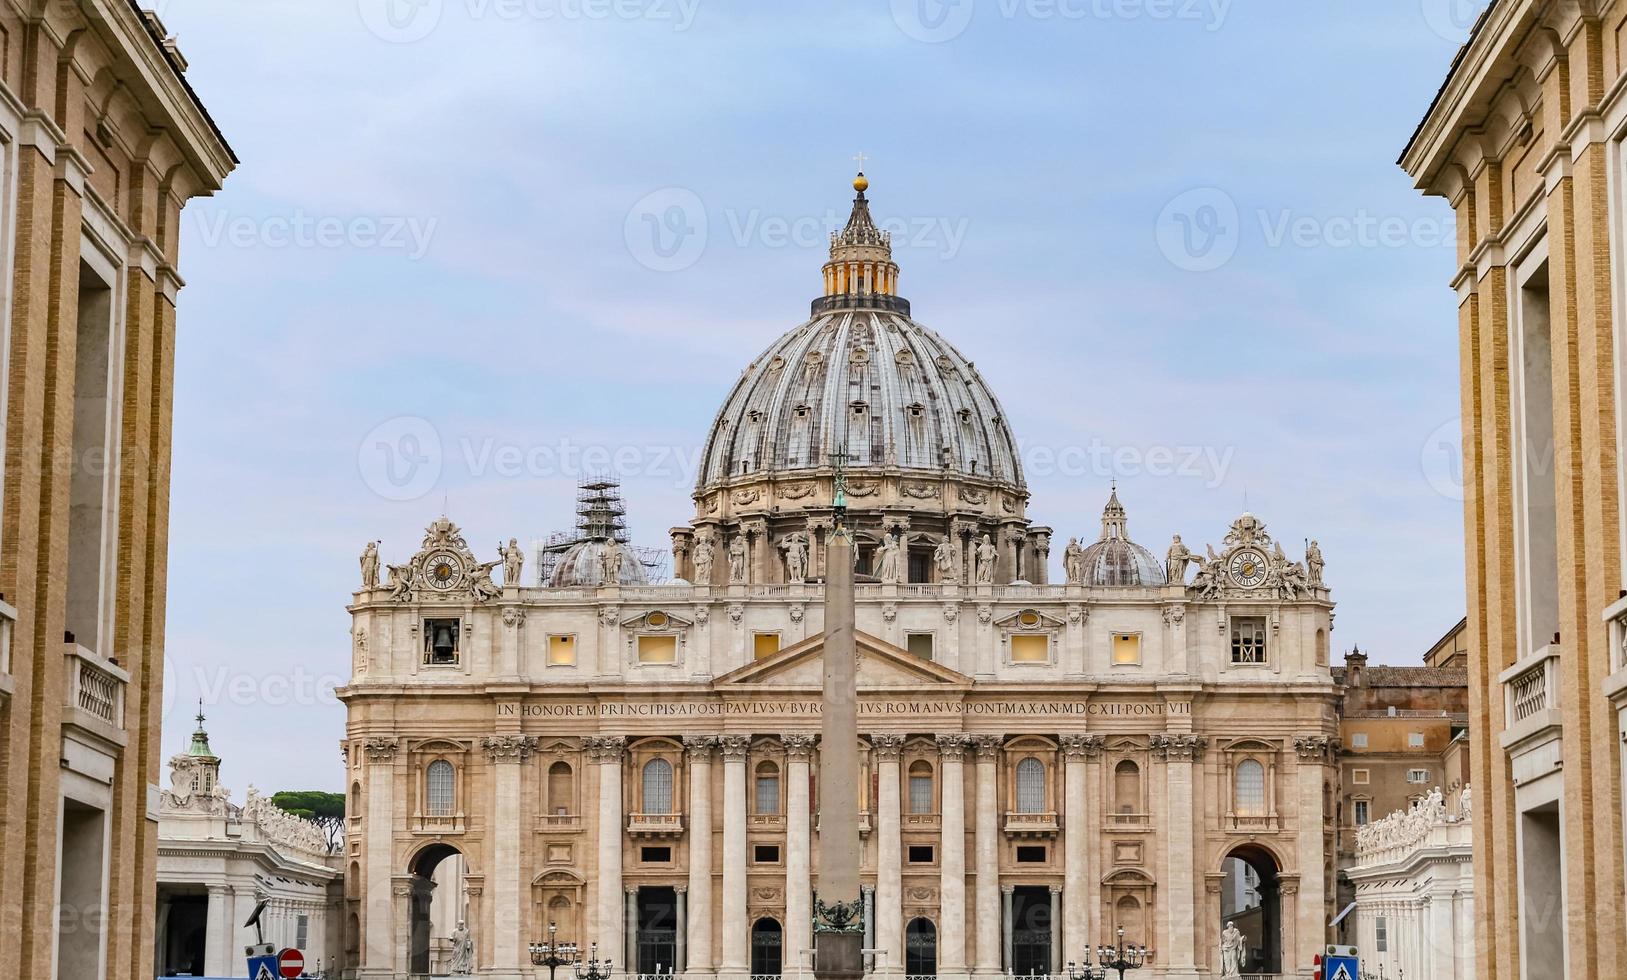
[[958, 409, 973, 425], [747, 410, 764, 424], [907, 403, 925, 419], [794, 405, 811, 419], [851, 401, 869, 417]]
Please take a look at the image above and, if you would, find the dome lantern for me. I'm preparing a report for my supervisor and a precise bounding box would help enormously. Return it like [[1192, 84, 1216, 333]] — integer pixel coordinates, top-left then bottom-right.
[[815, 173, 908, 316]]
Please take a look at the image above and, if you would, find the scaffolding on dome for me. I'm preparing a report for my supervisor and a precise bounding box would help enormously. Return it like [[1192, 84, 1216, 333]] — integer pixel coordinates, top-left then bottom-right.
[[533, 475, 669, 585]]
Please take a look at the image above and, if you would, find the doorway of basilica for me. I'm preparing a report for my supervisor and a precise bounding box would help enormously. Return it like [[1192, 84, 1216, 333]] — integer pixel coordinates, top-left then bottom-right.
[[636, 886, 680, 975], [1010, 886, 1053, 977]]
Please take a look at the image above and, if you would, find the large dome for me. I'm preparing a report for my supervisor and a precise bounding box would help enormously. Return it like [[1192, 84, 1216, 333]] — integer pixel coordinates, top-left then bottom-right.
[[695, 310, 1024, 492]]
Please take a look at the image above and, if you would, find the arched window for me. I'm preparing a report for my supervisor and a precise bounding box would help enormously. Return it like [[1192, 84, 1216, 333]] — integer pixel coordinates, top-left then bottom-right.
[[642, 759, 674, 815], [908, 761, 934, 815], [1114, 760, 1141, 815], [1235, 759, 1265, 815], [755, 761, 781, 815], [1015, 757, 1046, 813], [751, 918, 783, 976], [426, 760, 455, 816], [905, 918, 938, 976], [548, 761, 574, 816]]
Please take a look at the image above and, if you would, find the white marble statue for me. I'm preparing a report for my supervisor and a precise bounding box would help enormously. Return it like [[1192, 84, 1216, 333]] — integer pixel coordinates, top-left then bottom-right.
[[450, 920, 474, 975], [470, 559, 502, 601], [1305, 538, 1325, 587], [360, 541, 380, 589], [501, 537, 524, 586], [1165, 534, 1191, 585], [877, 532, 902, 584], [693, 534, 715, 585], [1220, 921, 1245, 978], [1063, 537, 1084, 585], [728, 535, 748, 583], [600, 538, 623, 584], [933, 537, 956, 582], [974, 534, 997, 585], [386, 562, 414, 601], [783, 534, 808, 584]]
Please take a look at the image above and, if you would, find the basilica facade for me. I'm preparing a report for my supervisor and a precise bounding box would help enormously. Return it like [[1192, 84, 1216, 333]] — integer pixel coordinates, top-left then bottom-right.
[[340, 176, 1340, 980]]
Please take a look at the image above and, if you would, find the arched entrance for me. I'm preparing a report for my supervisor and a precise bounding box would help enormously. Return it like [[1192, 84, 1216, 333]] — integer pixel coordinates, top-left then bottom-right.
[[751, 918, 783, 977], [1220, 844, 1281, 975], [905, 918, 937, 977], [408, 842, 468, 976]]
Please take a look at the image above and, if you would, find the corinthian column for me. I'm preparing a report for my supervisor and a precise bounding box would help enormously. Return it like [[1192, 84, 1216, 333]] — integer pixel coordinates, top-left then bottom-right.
[[683, 736, 718, 980], [969, 735, 1003, 977], [719, 735, 752, 980], [483, 734, 538, 979], [1294, 736, 1332, 976], [1153, 733, 1205, 980], [360, 737, 399, 979], [1059, 734, 1091, 964], [589, 736, 628, 958], [872, 734, 906, 977], [785, 735, 817, 979], [936, 735, 969, 980]]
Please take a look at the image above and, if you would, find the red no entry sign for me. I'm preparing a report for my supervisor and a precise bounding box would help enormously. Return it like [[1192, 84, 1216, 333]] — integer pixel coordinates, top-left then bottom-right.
[[276, 948, 304, 978]]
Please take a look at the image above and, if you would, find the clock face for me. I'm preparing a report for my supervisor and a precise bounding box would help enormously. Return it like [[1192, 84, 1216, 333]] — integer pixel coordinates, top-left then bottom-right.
[[1228, 549, 1268, 589], [424, 552, 463, 590]]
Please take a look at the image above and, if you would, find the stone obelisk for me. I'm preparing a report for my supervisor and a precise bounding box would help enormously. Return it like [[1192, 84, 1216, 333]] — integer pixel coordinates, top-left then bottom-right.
[[815, 453, 864, 980]]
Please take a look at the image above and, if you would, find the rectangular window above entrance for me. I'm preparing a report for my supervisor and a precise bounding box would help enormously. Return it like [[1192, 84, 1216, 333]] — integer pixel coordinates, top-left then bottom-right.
[[1230, 617, 1267, 664]]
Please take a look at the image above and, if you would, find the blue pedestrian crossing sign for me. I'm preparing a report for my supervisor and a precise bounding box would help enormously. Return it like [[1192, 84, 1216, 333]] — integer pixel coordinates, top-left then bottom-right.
[[247, 947, 281, 980], [1324, 949, 1359, 980]]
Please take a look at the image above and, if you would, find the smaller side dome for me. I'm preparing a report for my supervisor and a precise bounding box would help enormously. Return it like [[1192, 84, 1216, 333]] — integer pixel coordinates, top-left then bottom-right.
[[549, 539, 649, 588], [1077, 486, 1166, 586]]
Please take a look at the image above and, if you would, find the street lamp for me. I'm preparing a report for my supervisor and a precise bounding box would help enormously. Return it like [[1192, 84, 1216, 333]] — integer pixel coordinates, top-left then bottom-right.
[[1094, 927, 1147, 980], [1065, 957, 1104, 980], [574, 942, 615, 980], [530, 922, 582, 980]]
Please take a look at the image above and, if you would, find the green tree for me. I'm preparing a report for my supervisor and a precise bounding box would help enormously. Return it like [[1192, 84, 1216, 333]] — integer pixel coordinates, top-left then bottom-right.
[[271, 790, 345, 852]]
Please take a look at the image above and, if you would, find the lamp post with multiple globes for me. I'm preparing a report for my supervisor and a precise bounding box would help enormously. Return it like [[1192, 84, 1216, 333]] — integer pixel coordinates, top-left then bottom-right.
[[573, 942, 615, 980], [528, 923, 584, 980], [1093, 928, 1147, 980]]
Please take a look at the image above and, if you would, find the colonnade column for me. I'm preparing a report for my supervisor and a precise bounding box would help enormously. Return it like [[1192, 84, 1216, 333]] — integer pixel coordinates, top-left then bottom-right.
[[1155, 733, 1204, 980], [203, 884, 230, 977], [971, 735, 1003, 977], [625, 887, 639, 972], [485, 734, 538, 979], [360, 737, 399, 978], [675, 886, 689, 975], [1049, 886, 1063, 973], [719, 735, 752, 980], [1001, 886, 1015, 973], [936, 735, 969, 980], [683, 736, 718, 980], [1060, 735, 1091, 963], [785, 735, 817, 979], [873, 734, 906, 976], [589, 736, 628, 963]]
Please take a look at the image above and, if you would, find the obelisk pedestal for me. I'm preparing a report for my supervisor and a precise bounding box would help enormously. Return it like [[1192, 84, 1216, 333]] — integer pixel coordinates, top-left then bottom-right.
[[814, 527, 864, 980]]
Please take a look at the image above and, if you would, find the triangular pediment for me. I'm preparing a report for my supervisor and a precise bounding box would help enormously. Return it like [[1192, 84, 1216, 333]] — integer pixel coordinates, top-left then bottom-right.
[[714, 631, 973, 690]]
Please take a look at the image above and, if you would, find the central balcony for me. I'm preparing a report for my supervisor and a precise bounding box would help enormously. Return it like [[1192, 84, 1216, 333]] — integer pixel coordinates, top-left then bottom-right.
[[627, 813, 685, 838], [1002, 811, 1059, 838]]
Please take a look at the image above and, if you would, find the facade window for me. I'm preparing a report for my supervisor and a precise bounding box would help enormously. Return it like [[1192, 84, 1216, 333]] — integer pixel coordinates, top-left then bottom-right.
[[1352, 768, 1370, 785], [1011, 634, 1049, 663], [1114, 760, 1141, 814], [426, 760, 455, 816], [297, 914, 309, 950], [642, 846, 672, 864], [1234, 759, 1265, 815], [642, 759, 675, 814], [906, 632, 935, 660], [1015, 758, 1046, 813], [548, 761, 574, 815], [1350, 733, 1368, 748], [755, 761, 781, 815], [754, 633, 781, 660], [908, 760, 934, 814], [548, 634, 576, 666], [1230, 617, 1268, 664], [907, 845, 935, 864], [1112, 633, 1142, 665], [1376, 915, 1388, 952], [1408, 732, 1425, 748], [637, 634, 677, 664], [1015, 845, 1047, 863], [1354, 800, 1370, 826], [1406, 768, 1431, 784], [753, 844, 782, 865]]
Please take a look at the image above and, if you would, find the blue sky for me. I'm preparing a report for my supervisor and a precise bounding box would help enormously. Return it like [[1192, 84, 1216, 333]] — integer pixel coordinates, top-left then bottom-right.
[[157, 0, 1483, 792]]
